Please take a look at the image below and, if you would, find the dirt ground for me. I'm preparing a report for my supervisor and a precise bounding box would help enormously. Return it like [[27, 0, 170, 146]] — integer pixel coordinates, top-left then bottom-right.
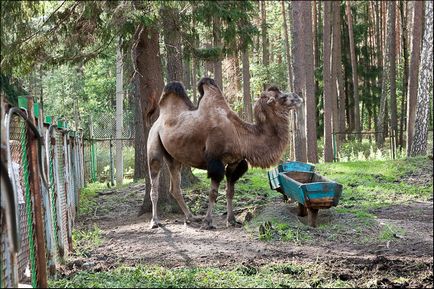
[[62, 170, 433, 288]]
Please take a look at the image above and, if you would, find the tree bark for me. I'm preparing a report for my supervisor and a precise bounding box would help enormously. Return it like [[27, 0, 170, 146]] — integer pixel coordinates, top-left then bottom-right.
[[411, 1, 432, 156], [261, 0, 270, 88], [388, 1, 397, 151], [161, 6, 183, 81], [242, 48, 253, 122], [406, 1, 424, 156], [346, 1, 361, 138], [162, 6, 198, 188], [301, 2, 318, 163], [213, 16, 223, 90], [331, 1, 342, 150], [399, 1, 409, 150], [281, 1, 293, 91], [323, 1, 334, 162], [132, 25, 178, 215], [115, 37, 124, 186], [290, 2, 307, 163]]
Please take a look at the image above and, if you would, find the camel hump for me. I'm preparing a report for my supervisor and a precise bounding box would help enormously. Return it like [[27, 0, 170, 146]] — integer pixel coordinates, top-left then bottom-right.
[[163, 81, 188, 99], [161, 81, 195, 109], [197, 77, 219, 97]]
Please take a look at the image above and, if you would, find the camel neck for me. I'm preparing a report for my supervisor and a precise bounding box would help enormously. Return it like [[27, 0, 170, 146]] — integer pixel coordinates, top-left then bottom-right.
[[241, 117, 290, 168]]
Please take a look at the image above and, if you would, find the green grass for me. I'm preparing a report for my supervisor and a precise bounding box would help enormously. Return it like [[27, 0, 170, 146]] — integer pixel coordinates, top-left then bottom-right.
[[315, 156, 433, 215], [78, 179, 136, 216], [49, 263, 353, 288], [72, 225, 103, 257]]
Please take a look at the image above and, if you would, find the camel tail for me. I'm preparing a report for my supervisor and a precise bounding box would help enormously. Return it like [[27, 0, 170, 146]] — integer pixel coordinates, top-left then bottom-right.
[[197, 77, 218, 98]]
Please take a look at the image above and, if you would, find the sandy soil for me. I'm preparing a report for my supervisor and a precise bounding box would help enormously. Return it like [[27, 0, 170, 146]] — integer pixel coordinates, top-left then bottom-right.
[[61, 168, 433, 288]]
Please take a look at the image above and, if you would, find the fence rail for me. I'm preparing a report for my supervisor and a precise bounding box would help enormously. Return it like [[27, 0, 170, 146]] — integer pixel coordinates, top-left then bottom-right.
[[1, 96, 84, 288]]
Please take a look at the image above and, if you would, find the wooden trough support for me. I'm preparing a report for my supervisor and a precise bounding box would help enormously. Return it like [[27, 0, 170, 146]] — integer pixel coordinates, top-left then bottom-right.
[[268, 161, 343, 227]]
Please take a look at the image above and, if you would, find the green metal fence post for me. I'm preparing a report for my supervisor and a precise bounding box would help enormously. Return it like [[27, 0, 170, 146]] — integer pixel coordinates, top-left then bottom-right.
[[332, 131, 337, 162]]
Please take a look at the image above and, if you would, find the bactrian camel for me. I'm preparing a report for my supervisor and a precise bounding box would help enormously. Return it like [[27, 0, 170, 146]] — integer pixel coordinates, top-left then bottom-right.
[[146, 78, 303, 229]]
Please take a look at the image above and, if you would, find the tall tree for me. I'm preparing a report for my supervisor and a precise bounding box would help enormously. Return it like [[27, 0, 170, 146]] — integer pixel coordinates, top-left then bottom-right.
[[323, 1, 334, 162], [346, 1, 361, 138], [281, 1, 292, 91], [334, 2, 346, 143], [161, 6, 183, 81], [301, 2, 318, 163], [261, 0, 270, 87], [411, 0, 433, 156], [132, 25, 175, 215], [213, 16, 223, 89], [161, 4, 198, 188], [376, 1, 393, 147], [398, 1, 409, 149], [388, 1, 397, 150], [290, 2, 307, 163], [115, 37, 124, 186], [406, 1, 424, 156]]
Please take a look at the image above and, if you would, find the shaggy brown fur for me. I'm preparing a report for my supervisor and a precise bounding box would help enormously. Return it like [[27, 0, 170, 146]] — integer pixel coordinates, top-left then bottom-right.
[[146, 78, 302, 229]]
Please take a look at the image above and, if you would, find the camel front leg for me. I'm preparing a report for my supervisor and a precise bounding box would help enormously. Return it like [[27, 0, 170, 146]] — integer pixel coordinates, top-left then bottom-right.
[[203, 180, 219, 229], [225, 160, 248, 227]]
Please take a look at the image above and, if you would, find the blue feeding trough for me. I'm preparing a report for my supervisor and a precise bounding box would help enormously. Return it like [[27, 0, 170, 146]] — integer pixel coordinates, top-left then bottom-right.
[[268, 161, 343, 227]]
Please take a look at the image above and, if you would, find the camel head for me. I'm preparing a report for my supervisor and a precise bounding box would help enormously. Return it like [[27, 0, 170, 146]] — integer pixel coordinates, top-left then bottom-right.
[[253, 86, 303, 123]]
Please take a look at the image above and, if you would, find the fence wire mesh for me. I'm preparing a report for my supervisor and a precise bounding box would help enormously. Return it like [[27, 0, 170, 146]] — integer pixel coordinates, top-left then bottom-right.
[[84, 111, 135, 184], [1, 100, 84, 288]]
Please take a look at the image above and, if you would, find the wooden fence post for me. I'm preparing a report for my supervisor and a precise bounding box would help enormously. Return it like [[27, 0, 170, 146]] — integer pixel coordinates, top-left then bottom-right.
[[27, 96, 48, 288]]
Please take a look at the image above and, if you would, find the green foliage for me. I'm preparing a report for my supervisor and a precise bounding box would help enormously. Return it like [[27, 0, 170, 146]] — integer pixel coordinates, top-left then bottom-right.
[[316, 157, 433, 215], [78, 182, 106, 216], [72, 226, 103, 257], [49, 262, 353, 288]]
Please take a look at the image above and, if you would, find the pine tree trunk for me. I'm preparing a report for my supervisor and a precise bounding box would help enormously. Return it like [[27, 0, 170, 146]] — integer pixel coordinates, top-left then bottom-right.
[[406, 1, 424, 156], [399, 1, 409, 150], [261, 0, 270, 87], [377, 1, 394, 147], [346, 1, 361, 138], [162, 6, 198, 188], [115, 37, 124, 186], [323, 1, 334, 162], [411, 1, 433, 156], [281, 1, 293, 91], [291, 2, 307, 163], [161, 6, 183, 81], [132, 25, 178, 215], [242, 48, 253, 122], [213, 16, 223, 90], [388, 2, 398, 152], [334, 3, 346, 143], [302, 2, 318, 163], [331, 1, 341, 150]]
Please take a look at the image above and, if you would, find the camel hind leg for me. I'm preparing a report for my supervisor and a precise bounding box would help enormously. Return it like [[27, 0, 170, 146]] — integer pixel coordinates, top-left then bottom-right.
[[165, 157, 200, 224], [147, 128, 165, 229]]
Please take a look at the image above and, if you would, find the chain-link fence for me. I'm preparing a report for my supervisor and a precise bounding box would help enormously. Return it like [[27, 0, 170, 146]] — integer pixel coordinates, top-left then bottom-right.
[[1, 97, 84, 288], [83, 112, 135, 184]]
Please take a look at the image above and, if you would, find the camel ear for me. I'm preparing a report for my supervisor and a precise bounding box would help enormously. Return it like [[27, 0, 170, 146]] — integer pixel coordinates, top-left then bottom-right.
[[267, 96, 275, 105]]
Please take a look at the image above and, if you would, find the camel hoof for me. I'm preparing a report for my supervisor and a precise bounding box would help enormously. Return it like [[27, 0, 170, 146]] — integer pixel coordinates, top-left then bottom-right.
[[201, 220, 216, 230], [186, 215, 202, 224], [149, 220, 161, 229], [227, 219, 243, 228]]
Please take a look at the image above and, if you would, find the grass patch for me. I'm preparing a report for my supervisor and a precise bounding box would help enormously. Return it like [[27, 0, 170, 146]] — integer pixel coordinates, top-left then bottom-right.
[[378, 223, 406, 242], [315, 157, 433, 215], [79, 182, 107, 216], [49, 263, 353, 288], [72, 225, 103, 257]]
